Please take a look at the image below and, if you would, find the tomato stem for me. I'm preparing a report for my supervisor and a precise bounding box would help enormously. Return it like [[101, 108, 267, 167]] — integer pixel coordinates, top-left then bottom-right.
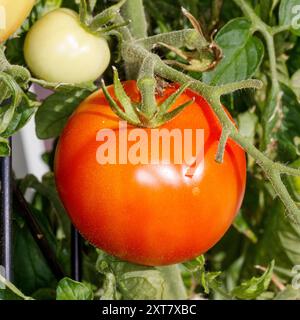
[[215, 128, 231, 164], [102, 66, 194, 128], [122, 0, 148, 39]]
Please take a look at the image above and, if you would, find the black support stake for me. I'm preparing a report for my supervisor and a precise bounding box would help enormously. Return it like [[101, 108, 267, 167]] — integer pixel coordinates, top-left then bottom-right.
[[71, 226, 82, 281], [0, 138, 13, 281]]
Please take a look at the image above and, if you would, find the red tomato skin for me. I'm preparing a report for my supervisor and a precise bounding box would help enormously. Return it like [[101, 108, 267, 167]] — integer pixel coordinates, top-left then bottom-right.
[[54, 81, 246, 266]]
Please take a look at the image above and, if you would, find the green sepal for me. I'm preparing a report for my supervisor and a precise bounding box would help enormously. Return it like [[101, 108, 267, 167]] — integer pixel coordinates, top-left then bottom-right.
[[101, 80, 140, 126], [153, 98, 194, 127], [89, 0, 127, 31], [112, 67, 140, 122], [159, 82, 192, 114]]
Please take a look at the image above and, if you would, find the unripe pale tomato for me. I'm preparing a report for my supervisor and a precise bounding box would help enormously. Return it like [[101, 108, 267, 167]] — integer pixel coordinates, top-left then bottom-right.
[[24, 8, 110, 84], [0, 0, 35, 43], [55, 81, 246, 266]]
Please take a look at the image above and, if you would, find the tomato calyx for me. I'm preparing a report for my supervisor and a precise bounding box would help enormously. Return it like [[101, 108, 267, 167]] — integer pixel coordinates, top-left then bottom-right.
[[101, 67, 194, 128], [79, 0, 129, 38]]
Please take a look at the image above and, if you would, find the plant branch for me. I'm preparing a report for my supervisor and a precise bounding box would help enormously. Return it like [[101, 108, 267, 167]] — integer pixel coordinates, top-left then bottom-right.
[[216, 128, 231, 163], [122, 0, 147, 39], [270, 25, 291, 36], [135, 29, 204, 50], [215, 79, 263, 96], [120, 28, 300, 223]]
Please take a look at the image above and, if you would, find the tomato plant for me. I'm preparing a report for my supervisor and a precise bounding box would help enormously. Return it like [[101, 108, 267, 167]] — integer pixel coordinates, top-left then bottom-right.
[[24, 8, 111, 83], [0, 0, 35, 42], [54, 81, 246, 266], [1, 0, 300, 301]]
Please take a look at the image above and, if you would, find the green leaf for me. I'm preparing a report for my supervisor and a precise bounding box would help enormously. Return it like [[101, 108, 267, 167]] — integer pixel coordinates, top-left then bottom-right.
[[34, 0, 63, 18], [155, 265, 187, 300], [233, 212, 258, 243], [100, 273, 118, 300], [259, 0, 280, 24], [183, 255, 222, 295], [231, 260, 275, 300], [97, 253, 166, 300], [118, 270, 166, 300], [1, 97, 37, 138], [274, 285, 300, 300], [246, 194, 300, 286], [0, 289, 23, 300], [291, 69, 300, 99], [279, 0, 300, 36], [19, 173, 70, 240], [237, 111, 258, 143], [0, 137, 10, 156], [96, 252, 186, 300], [288, 39, 300, 75], [183, 255, 205, 272], [13, 209, 57, 295], [203, 18, 264, 85], [31, 288, 56, 300], [0, 72, 23, 134], [275, 84, 300, 162], [35, 89, 91, 139], [201, 271, 222, 294], [56, 278, 94, 300]]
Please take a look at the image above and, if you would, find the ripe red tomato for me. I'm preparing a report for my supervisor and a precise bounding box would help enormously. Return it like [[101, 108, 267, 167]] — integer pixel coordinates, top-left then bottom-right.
[[55, 81, 246, 266]]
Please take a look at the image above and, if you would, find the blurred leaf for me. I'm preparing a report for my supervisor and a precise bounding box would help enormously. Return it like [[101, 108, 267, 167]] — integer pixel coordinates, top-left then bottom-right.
[[237, 111, 258, 143], [259, 0, 280, 24], [0, 137, 10, 156], [35, 89, 91, 139], [31, 288, 56, 300], [233, 213, 258, 243], [248, 197, 300, 282], [291, 69, 300, 99], [183, 255, 222, 295], [13, 207, 57, 295], [201, 271, 222, 294], [288, 39, 300, 75], [225, 256, 245, 292], [203, 18, 264, 85], [56, 278, 94, 300], [232, 260, 274, 299], [97, 255, 165, 300], [276, 84, 300, 162], [0, 72, 23, 134], [19, 173, 70, 240], [274, 285, 300, 300], [279, 0, 300, 36], [100, 273, 118, 300], [1, 97, 37, 138], [183, 255, 205, 273], [96, 252, 186, 300], [0, 289, 23, 300]]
